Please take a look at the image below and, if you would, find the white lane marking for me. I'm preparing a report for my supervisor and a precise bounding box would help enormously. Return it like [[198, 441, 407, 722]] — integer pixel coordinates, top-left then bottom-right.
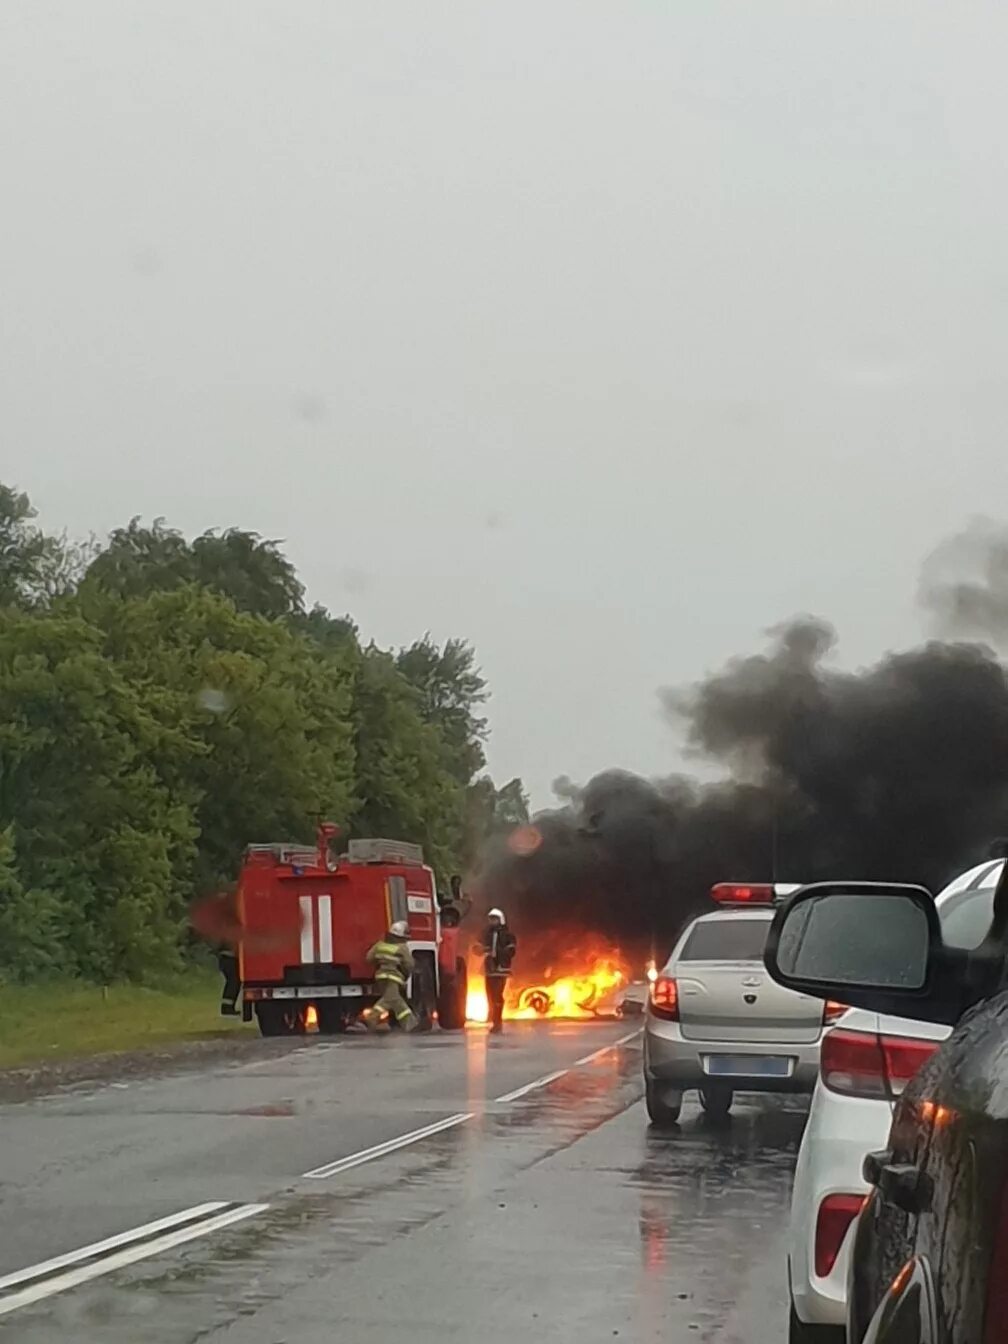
[[494, 1069, 568, 1103], [573, 1027, 642, 1067], [0, 1203, 229, 1292], [317, 894, 333, 962], [302, 1112, 474, 1180], [495, 1027, 642, 1102], [303, 1027, 642, 1177], [0, 1204, 268, 1318], [299, 894, 315, 963]]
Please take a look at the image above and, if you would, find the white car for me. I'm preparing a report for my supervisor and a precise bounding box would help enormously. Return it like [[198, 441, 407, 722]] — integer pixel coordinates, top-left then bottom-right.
[[786, 858, 1003, 1343], [644, 882, 838, 1124]]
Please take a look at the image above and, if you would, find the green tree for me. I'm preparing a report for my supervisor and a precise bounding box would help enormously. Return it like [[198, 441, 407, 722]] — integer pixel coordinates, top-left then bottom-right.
[[88, 586, 357, 894], [82, 518, 305, 619], [293, 604, 358, 653], [462, 774, 530, 865], [396, 636, 488, 784], [0, 484, 68, 609], [0, 605, 197, 980], [491, 777, 530, 829], [0, 491, 512, 983], [349, 645, 465, 875], [0, 827, 65, 980]]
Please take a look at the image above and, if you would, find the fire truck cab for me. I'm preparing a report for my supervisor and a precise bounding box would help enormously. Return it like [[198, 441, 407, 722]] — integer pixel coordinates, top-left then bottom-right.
[[238, 827, 468, 1036]]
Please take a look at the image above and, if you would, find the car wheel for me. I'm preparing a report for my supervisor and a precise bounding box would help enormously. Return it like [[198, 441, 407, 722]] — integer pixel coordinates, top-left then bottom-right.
[[645, 1076, 682, 1127], [788, 1304, 845, 1344], [699, 1084, 733, 1118]]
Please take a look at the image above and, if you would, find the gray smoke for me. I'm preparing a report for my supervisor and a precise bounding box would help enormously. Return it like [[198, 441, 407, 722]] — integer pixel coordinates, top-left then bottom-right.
[[921, 518, 1008, 646]]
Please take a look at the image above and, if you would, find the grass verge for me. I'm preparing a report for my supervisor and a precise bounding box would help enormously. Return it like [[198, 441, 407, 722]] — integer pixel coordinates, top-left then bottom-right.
[[0, 969, 254, 1070]]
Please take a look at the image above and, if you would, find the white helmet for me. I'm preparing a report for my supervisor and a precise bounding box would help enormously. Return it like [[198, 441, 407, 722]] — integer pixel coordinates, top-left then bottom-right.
[[488, 908, 505, 922], [389, 920, 409, 937]]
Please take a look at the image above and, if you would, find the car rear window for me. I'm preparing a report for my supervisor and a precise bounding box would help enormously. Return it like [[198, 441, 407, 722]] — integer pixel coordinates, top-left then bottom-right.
[[679, 918, 769, 961]]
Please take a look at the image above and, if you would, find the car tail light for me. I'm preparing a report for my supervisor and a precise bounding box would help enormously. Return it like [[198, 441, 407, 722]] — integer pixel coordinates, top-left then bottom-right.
[[814, 1194, 866, 1278], [880, 1035, 942, 1091], [823, 1001, 846, 1026], [821, 1028, 939, 1099], [710, 882, 775, 905], [649, 976, 679, 1021]]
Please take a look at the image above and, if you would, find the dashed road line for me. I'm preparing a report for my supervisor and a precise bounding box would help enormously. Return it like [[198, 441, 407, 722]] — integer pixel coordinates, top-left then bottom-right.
[[302, 1111, 475, 1179]]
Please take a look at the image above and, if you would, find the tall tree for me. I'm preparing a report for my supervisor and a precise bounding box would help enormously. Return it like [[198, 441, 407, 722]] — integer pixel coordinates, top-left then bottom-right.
[[396, 636, 488, 784], [463, 774, 530, 866], [89, 586, 357, 894], [293, 604, 358, 653], [492, 777, 530, 829], [0, 484, 72, 609], [0, 827, 65, 981], [348, 645, 466, 875], [0, 605, 197, 980], [0, 491, 513, 982], [82, 518, 305, 620]]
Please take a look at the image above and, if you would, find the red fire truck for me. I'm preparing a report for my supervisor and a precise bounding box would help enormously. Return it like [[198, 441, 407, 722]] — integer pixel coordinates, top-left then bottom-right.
[[237, 825, 468, 1036]]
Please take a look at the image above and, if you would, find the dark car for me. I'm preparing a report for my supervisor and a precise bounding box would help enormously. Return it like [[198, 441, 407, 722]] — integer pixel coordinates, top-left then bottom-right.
[[763, 864, 1008, 1344]]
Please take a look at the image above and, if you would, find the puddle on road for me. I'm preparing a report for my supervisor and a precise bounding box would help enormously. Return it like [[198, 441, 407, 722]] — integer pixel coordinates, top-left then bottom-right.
[[631, 1099, 806, 1339]]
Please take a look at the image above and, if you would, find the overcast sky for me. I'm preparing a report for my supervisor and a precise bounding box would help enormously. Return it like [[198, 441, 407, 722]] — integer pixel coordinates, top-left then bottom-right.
[[4, 1, 1008, 807]]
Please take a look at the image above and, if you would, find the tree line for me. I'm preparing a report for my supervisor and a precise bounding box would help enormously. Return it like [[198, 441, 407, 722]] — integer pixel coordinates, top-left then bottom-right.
[[0, 484, 528, 983]]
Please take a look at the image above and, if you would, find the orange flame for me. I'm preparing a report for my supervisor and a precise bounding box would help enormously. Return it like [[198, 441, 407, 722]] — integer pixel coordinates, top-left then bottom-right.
[[466, 947, 629, 1024]]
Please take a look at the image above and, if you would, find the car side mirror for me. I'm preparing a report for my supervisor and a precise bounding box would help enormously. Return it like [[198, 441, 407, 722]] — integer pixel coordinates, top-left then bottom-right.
[[764, 882, 966, 1025]]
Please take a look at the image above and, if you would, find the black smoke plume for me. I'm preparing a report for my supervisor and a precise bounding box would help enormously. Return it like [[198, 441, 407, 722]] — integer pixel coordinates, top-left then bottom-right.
[[475, 531, 1008, 959]]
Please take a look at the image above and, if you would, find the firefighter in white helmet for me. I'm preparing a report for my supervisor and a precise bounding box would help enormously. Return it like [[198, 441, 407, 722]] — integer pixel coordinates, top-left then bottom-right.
[[475, 908, 517, 1035], [363, 920, 418, 1032]]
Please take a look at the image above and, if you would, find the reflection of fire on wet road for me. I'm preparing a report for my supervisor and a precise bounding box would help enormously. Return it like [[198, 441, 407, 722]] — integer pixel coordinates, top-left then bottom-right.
[[465, 951, 629, 1024]]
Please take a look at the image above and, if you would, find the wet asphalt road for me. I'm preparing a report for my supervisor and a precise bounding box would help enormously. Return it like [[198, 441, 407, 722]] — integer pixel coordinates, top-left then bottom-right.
[[1, 1022, 807, 1342]]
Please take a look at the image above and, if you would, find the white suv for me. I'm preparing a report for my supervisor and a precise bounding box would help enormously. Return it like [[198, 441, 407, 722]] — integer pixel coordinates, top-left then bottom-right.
[[786, 858, 1002, 1343]]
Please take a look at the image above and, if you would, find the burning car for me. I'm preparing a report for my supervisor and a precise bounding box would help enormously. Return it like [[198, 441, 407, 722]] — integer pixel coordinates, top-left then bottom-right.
[[466, 947, 630, 1023]]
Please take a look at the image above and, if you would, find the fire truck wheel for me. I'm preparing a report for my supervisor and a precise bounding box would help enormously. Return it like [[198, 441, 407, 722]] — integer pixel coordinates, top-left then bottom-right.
[[315, 1002, 350, 1034], [437, 957, 468, 1030], [254, 1002, 303, 1037], [412, 955, 437, 1033]]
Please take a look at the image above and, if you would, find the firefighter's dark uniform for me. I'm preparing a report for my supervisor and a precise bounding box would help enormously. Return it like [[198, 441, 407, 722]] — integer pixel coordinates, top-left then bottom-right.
[[217, 947, 240, 1016], [363, 933, 418, 1031], [478, 920, 517, 1034]]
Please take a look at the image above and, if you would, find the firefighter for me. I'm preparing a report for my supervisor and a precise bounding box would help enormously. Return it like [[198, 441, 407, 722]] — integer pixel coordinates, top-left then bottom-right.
[[216, 945, 240, 1017], [362, 920, 418, 1032], [476, 908, 517, 1035]]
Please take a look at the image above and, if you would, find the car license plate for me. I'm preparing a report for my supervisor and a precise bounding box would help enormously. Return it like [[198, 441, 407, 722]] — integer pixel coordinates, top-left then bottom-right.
[[704, 1055, 791, 1078]]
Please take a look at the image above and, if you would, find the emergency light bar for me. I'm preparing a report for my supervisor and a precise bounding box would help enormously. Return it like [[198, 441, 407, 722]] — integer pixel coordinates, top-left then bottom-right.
[[710, 882, 801, 906], [246, 843, 320, 868]]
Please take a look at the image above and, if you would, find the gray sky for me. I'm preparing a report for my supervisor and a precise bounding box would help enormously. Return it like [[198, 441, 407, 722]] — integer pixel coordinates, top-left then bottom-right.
[[4, 1, 1008, 807]]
